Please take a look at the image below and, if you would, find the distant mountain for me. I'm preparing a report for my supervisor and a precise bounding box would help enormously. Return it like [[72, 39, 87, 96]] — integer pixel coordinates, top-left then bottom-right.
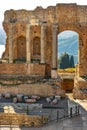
[[0, 28, 6, 45], [58, 33, 78, 64]]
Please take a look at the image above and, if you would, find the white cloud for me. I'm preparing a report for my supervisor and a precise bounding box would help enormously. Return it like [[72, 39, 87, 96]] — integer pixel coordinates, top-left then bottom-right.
[[58, 31, 78, 39], [0, 45, 5, 58]]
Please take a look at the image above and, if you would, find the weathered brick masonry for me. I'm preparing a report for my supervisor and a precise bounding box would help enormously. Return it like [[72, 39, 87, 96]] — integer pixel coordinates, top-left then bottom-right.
[[0, 3, 87, 98]]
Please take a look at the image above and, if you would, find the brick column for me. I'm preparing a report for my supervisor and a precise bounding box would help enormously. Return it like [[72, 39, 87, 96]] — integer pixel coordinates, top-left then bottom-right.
[[51, 23, 58, 78], [9, 23, 13, 63], [40, 22, 46, 64], [26, 24, 31, 63]]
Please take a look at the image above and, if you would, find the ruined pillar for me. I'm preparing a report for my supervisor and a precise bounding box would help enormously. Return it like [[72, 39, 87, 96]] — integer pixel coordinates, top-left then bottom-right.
[[9, 23, 13, 63], [40, 22, 47, 64], [51, 23, 58, 78], [26, 24, 31, 63], [52, 23, 58, 69]]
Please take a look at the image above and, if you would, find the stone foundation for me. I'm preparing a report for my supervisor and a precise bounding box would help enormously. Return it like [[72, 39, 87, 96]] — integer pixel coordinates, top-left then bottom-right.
[[0, 84, 65, 97], [73, 76, 87, 99], [0, 75, 65, 97]]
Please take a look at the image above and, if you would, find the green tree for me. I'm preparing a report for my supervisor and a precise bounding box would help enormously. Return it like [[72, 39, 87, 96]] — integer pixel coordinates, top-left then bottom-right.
[[59, 52, 70, 69], [69, 55, 75, 68], [59, 54, 64, 69]]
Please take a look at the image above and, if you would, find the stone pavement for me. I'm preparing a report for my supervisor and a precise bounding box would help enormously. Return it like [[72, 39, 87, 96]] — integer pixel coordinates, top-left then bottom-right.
[[0, 94, 87, 130]]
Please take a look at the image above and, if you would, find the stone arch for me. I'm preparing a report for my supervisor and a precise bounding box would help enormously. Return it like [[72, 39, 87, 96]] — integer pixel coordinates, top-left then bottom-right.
[[17, 36, 26, 59], [58, 26, 81, 45], [57, 30, 79, 91], [57, 27, 81, 66], [58, 30, 79, 66]]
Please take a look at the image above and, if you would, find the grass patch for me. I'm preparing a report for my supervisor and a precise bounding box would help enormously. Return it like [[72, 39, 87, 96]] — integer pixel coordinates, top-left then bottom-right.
[[58, 68, 75, 73]]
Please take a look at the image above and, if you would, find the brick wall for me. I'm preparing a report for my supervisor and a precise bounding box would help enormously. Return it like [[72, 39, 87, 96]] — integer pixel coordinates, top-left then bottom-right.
[[0, 63, 45, 75], [27, 63, 46, 76], [0, 63, 26, 74]]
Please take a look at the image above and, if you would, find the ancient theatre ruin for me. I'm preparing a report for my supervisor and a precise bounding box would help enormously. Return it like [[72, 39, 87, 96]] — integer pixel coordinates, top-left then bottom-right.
[[0, 3, 87, 99]]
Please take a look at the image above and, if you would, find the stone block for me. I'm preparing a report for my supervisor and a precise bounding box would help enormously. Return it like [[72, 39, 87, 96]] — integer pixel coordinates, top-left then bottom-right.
[[13, 97, 17, 103], [5, 93, 11, 98], [25, 99, 36, 103], [17, 94, 23, 102]]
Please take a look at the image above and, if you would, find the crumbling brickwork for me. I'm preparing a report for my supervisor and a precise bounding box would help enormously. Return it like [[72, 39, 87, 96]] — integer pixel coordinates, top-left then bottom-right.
[[1, 3, 87, 99]]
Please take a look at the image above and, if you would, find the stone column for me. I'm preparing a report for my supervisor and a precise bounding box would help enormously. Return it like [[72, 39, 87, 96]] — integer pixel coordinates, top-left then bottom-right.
[[40, 22, 46, 64], [26, 24, 31, 63], [51, 23, 58, 78], [52, 23, 58, 69], [9, 23, 13, 63]]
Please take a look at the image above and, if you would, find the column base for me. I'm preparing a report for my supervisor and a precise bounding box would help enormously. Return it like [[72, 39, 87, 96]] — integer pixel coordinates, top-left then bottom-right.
[[9, 60, 13, 63], [40, 62, 46, 65], [26, 61, 31, 64], [40, 60, 45, 64], [51, 69, 58, 78]]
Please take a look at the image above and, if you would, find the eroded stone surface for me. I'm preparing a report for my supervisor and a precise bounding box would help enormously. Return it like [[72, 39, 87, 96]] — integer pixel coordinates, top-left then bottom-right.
[[0, 3, 87, 99]]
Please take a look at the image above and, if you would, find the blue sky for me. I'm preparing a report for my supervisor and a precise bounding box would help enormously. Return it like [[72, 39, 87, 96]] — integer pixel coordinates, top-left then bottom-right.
[[58, 31, 78, 64]]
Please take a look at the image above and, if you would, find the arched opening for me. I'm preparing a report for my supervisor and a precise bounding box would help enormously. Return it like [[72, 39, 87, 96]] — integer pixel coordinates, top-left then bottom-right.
[[58, 30, 79, 92], [32, 37, 40, 62], [16, 36, 26, 62]]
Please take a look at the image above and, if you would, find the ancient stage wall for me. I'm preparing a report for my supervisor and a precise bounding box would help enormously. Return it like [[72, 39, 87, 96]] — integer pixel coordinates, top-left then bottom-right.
[[2, 3, 87, 99]]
